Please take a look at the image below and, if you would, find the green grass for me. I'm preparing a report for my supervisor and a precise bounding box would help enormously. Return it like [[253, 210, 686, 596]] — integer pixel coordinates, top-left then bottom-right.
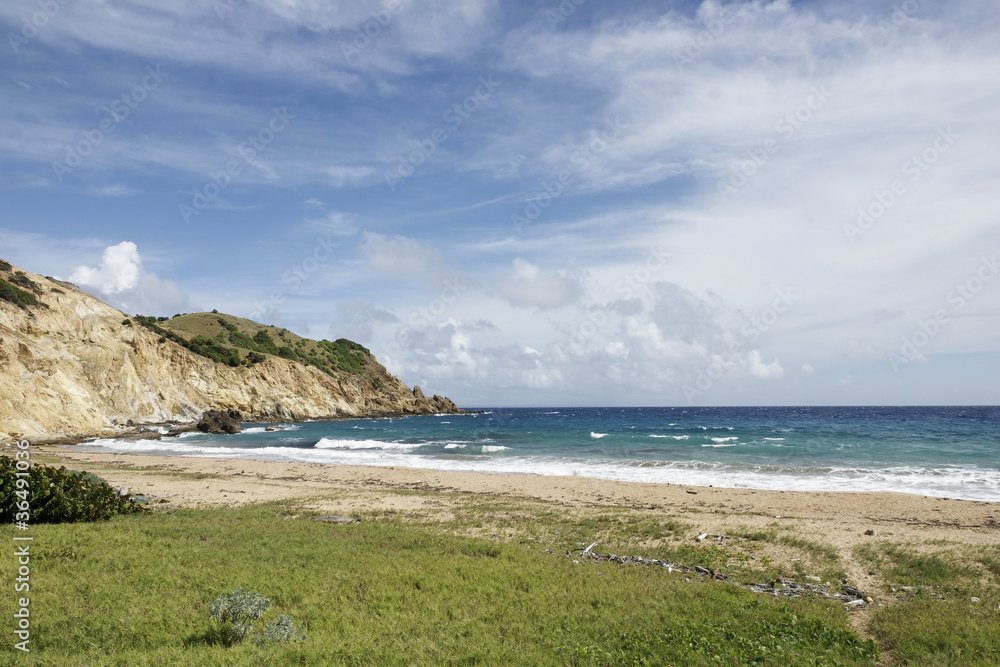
[[972, 546, 1000, 582], [869, 591, 1000, 666], [731, 526, 845, 582], [0, 502, 880, 666], [854, 542, 980, 588]]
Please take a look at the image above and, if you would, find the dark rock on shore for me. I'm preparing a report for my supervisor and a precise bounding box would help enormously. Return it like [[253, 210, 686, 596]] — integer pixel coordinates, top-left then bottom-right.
[[197, 409, 242, 434], [111, 430, 163, 442]]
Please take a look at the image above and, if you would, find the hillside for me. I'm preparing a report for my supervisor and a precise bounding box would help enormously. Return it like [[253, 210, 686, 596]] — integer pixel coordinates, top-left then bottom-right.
[[139, 312, 375, 377], [0, 258, 462, 442]]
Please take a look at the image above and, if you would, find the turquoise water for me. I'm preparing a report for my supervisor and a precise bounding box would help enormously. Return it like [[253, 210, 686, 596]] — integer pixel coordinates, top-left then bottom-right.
[[80, 406, 1000, 501]]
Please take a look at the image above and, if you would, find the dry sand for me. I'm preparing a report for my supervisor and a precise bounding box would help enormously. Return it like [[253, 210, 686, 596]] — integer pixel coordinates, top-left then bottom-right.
[[23, 445, 1000, 594]]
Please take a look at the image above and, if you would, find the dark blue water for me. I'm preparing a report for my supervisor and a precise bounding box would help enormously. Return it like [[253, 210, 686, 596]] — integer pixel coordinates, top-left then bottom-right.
[[81, 406, 1000, 501]]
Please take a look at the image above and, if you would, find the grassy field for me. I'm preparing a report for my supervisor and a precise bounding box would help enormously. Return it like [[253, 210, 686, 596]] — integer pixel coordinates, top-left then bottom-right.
[[3, 492, 998, 666]]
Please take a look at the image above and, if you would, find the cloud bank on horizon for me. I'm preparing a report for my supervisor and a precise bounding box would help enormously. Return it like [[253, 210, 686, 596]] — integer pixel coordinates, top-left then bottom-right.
[[1, 0, 998, 406]]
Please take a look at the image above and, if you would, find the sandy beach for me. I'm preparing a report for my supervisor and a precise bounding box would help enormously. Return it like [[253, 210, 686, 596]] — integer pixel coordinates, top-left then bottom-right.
[[27, 444, 1000, 595]]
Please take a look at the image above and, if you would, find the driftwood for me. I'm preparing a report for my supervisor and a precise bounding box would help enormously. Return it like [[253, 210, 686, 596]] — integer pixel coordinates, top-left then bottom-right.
[[562, 543, 868, 605], [313, 516, 360, 524]]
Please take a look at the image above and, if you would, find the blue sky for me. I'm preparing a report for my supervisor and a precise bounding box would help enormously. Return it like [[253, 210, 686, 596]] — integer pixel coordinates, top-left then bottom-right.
[[2, 0, 999, 407]]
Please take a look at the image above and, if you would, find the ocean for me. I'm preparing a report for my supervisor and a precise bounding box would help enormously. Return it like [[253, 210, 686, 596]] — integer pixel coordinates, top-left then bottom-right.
[[77, 406, 1000, 502]]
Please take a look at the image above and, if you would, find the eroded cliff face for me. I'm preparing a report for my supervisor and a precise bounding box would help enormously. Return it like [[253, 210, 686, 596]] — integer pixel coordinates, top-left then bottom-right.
[[0, 262, 460, 442]]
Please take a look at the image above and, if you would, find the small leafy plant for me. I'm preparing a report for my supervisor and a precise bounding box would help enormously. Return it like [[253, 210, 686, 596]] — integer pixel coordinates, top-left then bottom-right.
[[253, 613, 307, 647], [208, 589, 306, 647], [208, 589, 272, 644]]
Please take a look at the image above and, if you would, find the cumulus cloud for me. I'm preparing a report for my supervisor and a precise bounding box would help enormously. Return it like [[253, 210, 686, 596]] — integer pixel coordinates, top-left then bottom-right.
[[559, 281, 785, 395], [497, 258, 584, 309], [372, 279, 785, 404], [69, 242, 188, 316]]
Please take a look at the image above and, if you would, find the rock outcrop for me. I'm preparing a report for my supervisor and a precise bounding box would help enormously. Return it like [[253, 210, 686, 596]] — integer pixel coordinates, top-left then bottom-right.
[[197, 410, 243, 434], [0, 260, 463, 442]]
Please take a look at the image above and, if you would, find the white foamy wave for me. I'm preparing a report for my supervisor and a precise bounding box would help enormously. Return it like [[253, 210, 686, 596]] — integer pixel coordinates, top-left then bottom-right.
[[650, 434, 689, 440], [711, 437, 738, 443], [314, 438, 422, 451], [591, 432, 607, 439], [764, 438, 785, 441], [70, 438, 1000, 502], [86, 437, 169, 449], [241, 427, 268, 434], [444, 444, 466, 449], [703, 443, 736, 448], [482, 445, 508, 453]]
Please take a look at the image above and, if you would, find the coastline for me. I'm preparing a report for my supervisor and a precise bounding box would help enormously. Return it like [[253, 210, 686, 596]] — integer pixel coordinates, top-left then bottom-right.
[[27, 444, 1000, 595]]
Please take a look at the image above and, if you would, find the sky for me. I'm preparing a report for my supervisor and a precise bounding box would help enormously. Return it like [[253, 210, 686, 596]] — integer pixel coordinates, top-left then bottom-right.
[[1, 0, 999, 407]]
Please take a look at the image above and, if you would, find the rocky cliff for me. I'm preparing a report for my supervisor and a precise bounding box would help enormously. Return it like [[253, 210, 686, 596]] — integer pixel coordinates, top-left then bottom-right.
[[0, 259, 462, 442]]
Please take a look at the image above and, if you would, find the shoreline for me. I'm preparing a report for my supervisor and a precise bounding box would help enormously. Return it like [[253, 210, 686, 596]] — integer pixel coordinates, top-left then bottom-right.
[[54, 430, 1000, 503], [23, 445, 1000, 594]]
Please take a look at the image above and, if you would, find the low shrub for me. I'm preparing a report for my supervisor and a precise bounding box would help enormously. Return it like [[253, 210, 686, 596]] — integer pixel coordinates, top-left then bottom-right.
[[0, 458, 148, 523], [252, 614, 306, 647], [207, 589, 271, 645], [0, 277, 42, 309]]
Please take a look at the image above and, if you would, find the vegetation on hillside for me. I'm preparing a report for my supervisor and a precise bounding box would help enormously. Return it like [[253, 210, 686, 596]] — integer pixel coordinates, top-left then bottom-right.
[[0, 277, 42, 309], [0, 262, 45, 310], [132, 312, 373, 377], [0, 258, 376, 379]]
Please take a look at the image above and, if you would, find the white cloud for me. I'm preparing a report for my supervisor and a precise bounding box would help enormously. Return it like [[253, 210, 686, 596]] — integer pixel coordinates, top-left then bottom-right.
[[326, 165, 374, 188], [371, 279, 785, 403], [330, 299, 398, 344], [497, 258, 584, 309], [306, 211, 359, 237], [69, 242, 188, 316], [361, 232, 452, 283], [91, 185, 140, 197]]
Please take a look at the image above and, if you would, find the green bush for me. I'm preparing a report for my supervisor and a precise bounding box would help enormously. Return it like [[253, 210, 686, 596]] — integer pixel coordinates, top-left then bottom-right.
[[252, 330, 279, 355], [246, 352, 267, 365], [10, 271, 39, 291], [0, 458, 148, 523], [0, 259, 11, 272], [189, 335, 241, 367], [318, 338, 370, 374], [227, 329, 257, 350]]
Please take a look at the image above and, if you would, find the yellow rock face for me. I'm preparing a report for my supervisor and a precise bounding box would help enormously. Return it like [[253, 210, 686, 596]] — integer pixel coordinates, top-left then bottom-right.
[[0, 262, 458, 442]]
